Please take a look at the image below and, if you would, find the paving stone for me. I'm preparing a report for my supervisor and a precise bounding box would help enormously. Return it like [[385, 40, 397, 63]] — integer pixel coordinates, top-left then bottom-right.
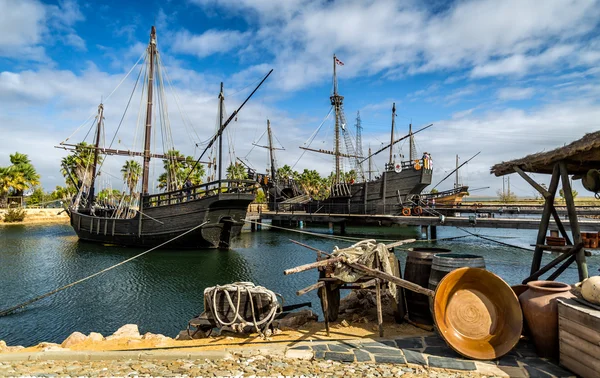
[[290, 345, 310, 350], [373, 355, 406, 364], [423, 336, 446, 347], [361, 341, 395, 348], [378, 340, 397, 348], [394, 338, 423, 349], [323, 352, 355, 363], [524, 358, 575, 377], [428, 357, 476, 371], [353, 349, 372, 362], [498, 366, 529, 378], [328, 344, 351, 352], [311, 344, 329, 352], [362, 347, 403, 356], [314, 351, 326, 359], [496, 355, 519, 367], [401, 349, 426, 366], [524, 366, 554, 378], [423, 346, 462, 358]]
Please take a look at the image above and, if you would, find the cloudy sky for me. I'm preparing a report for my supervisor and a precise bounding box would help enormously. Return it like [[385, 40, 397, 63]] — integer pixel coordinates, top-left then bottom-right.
[[1, 0, 599, 197]]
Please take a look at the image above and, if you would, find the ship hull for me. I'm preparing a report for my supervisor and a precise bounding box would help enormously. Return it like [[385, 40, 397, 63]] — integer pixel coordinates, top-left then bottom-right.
[[309, 165, 432, 215], [69, 192, 254, 249]]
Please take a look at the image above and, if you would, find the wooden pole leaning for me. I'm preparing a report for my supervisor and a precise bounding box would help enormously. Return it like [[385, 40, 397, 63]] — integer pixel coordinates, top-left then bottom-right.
[[559, 161, 588, 281]]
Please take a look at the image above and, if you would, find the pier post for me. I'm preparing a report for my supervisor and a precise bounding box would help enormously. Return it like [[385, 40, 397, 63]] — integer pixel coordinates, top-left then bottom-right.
[[430, 225, 437, 241], [340, 222, 346, 235], [257, 219, 262, 231], [420, 225, 429, 240], [328, 222, 334, 234], [251, 221, 256, 232]]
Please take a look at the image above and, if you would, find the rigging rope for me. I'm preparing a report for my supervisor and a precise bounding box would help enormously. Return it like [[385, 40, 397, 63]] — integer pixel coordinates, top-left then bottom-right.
[[292, 107, 334, 170], [0, 221, 209, 317]]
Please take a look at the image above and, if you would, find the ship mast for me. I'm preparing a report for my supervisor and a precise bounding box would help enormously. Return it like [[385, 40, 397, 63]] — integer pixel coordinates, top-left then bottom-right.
[[455, 154, 459, 188], [331, 54, 344, 183], [389, 103, 396, 166], [218, 82, 224, 182], [87, 103, 104, 207], [141, 26, 156, 195], [409, 123, 416, 161], [368, 147, 373, 181], [267, 119, 276, 180]]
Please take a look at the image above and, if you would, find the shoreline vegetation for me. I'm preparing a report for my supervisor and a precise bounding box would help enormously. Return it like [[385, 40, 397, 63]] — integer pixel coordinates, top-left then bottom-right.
[[0, 208, 69, 226]]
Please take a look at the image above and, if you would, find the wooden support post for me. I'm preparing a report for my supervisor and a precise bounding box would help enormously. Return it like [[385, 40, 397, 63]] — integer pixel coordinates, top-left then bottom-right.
[[431, 226, 437, 240], [257, 220, 262, 231], [376, 278, 384, 337], [320, 285, 330, 336], [531, 164, 561, 275], [328, 222, 334, 234], [251, 222, 256, 232], [550, 208, 572, 245], [547, 254, 577, 281], [421, 225, 429, 240], [559, 161, 588, 281], [523, 243, 581, 283], [514, 166, 551, 198], [340, 222, 346, 235]]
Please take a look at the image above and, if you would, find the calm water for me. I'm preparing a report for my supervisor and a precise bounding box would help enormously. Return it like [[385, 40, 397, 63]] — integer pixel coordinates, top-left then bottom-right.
[[0, 223, 598, 346]]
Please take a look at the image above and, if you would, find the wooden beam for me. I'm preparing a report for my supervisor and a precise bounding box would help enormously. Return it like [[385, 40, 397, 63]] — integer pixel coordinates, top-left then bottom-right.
[[296, 281, 325, 296], [283, 256, 345, 275], [550, 208, 572, 245], [348, 262, 435, 297], [513, 166, 551, 198], [523, 243, 581, 283], [547, 254, 577, 281], [559, 161, 588, 281], [531, 164, 561, 275]]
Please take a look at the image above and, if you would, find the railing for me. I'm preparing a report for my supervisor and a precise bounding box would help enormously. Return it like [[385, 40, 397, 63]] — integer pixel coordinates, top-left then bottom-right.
[[269, 201, 415, 216], [144, 179, 257, 208]]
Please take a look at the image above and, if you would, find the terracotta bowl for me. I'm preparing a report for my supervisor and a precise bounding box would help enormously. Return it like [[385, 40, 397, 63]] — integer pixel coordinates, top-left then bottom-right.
[[433, 267, 522, 360]]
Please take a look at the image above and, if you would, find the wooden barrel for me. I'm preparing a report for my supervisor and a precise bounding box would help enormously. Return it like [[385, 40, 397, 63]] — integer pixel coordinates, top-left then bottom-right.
[[428, 253, 486, 292], [404, 247, 452, 325]]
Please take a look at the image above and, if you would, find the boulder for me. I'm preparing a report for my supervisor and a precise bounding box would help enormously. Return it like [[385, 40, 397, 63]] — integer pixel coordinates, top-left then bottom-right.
[[61, 332, 87, 348], [88, 332, 104, 342], [0, 340, 6, 352], [106, 324, 141, 340], [277, 310, 318, 330], [142, 332, 170, 343]]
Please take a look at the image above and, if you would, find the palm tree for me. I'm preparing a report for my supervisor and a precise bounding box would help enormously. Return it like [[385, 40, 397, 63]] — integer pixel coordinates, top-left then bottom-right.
[[121, 160, 142, 195], [158, 149, 205, 191], [276, 165, 294, 182], [226, 162, 248, 180], [8, 152, 40, 196], [298, 169, 328, 199], [60, 143, 99, 190]]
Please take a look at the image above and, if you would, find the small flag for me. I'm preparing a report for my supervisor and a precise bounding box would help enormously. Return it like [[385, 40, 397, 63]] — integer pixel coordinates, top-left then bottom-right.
[[335, 57, 344, 66]]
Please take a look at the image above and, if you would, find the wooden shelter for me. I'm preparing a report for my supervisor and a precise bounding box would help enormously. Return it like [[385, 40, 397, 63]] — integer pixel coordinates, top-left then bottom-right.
[[490, 132, 600, 283]]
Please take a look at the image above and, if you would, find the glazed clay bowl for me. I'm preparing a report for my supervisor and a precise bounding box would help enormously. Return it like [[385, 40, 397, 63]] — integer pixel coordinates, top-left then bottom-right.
[[433, 267, 522, 360]]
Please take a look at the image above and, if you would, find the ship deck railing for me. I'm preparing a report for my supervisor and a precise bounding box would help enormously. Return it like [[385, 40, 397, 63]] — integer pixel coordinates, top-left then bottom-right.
[[144, 179, 257, 208], [270, 201, 414, 216]]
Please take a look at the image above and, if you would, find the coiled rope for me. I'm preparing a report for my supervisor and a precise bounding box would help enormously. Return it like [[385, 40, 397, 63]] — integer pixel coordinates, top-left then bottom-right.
[[0, 221, 208, 317], [204, 282, 283, 338]]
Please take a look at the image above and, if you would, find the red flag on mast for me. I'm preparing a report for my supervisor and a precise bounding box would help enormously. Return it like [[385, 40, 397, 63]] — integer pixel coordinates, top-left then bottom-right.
[[335, 57, 344, 66]]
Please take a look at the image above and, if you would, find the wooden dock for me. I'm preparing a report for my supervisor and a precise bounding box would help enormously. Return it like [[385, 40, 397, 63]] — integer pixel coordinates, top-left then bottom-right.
[[256, 211, 600, 232]]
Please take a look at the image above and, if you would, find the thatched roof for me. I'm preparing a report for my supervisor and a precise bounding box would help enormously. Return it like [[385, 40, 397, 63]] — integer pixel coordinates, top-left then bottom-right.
[[490, 130, 600, 176]]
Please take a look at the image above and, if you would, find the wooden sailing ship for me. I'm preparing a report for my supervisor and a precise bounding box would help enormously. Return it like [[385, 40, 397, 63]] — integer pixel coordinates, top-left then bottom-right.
[[57, 27, 270, 249], [303, 55, 433, 215]]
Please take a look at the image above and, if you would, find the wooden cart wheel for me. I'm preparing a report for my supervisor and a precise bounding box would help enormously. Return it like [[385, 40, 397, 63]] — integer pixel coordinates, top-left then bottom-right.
[[318, 269, 340, 322], [389, 256, 407, 324]]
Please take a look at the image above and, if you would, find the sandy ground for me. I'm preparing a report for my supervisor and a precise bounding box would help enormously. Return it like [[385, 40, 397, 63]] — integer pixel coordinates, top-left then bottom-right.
[[0, 208, 69, 226]]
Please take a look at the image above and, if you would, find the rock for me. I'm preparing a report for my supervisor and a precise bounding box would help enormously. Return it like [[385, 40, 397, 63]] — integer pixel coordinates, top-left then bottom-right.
[[88, 332, 104, 342], [340, 320, 350, 327], [277, 310, 318, 330], [0, 340, 6, 352], [285, 349, 314, 360], [106, 324, 141, 340], [42, 345, 69, 352], [61, 332, 87, 348], [5, 346, 24, 352]]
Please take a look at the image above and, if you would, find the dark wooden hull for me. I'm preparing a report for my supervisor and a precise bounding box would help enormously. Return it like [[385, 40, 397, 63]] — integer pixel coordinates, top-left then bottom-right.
[[310, 165, 432, 215], [69, 193, 254, 249]]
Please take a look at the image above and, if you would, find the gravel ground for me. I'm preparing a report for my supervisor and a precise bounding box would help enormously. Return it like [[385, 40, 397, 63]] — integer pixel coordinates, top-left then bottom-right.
[[0, 354, 485, 377]]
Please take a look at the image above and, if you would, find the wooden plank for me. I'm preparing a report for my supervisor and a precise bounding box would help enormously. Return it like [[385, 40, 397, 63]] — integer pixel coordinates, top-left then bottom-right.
[[558, 298, 600, 330], [376, 278, 384, 337], [547, 254, 577, 281], [558, 316, 600, 346], [296, 281, 325, 296], [523, 244, 579, 283], [560, 351, 599, 378], [348, 262, 434, 297], [560, 329, 600, 358], [513, 166, 551, 198], [284, 256, 345, 275], [560, 336, 600, 373]]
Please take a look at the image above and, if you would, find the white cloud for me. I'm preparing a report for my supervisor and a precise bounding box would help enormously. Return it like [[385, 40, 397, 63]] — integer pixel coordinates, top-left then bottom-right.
[[497, 87, 535, 101], [0, 0, 47, 60], [171, 29, 251, 58]]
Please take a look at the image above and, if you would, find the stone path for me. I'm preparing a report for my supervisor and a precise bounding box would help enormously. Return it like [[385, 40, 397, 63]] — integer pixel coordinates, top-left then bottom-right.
[[289, 336, 575, 378]]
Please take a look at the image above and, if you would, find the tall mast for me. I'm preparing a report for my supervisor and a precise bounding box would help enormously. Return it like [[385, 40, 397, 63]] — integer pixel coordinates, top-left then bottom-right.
[[267, 119, 276, 180], [409, 123, 415, 161], [218, 82, 224, 182], [141, 26, 156, 195], [389, 103, 396, 166], [331, 54, 344, 183], [368, 147, 372, 181], [355, 111, 363, 158], [455, 154, 459, 188], [88, 103, 104, 207]]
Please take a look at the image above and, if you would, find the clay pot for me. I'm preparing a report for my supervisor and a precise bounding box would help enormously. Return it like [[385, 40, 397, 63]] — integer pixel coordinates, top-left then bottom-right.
[[519, 281, 574, 359]]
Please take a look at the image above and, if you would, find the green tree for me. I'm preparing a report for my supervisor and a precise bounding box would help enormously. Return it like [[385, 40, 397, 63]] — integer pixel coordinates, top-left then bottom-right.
[[559, 188, 578, 200], [51, 185, 76, 202], [497, 189, 517, 203], [254, 189, 266, 203], [430, 188, 439, 194], [158, 149, 206, 191], [276, 165, 294, 181], [226, 162, 248, 180], [121, 160, 142, 195], [60, 142, 100, 190], [299, 169, 329, 199], [27, 187, 46, 207], [0, 152, 40, 207]]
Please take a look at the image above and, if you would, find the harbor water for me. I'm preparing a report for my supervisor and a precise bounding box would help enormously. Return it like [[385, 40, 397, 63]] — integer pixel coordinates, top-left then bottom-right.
[[1, 223, 598, 347]]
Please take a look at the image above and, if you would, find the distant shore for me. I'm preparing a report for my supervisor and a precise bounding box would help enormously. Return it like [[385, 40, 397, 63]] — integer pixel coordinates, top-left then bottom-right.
[[0, 208, 69, 226]]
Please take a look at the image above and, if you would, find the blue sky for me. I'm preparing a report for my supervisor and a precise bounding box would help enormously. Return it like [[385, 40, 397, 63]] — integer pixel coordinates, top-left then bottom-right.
[[1, 0, 600, 197]]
